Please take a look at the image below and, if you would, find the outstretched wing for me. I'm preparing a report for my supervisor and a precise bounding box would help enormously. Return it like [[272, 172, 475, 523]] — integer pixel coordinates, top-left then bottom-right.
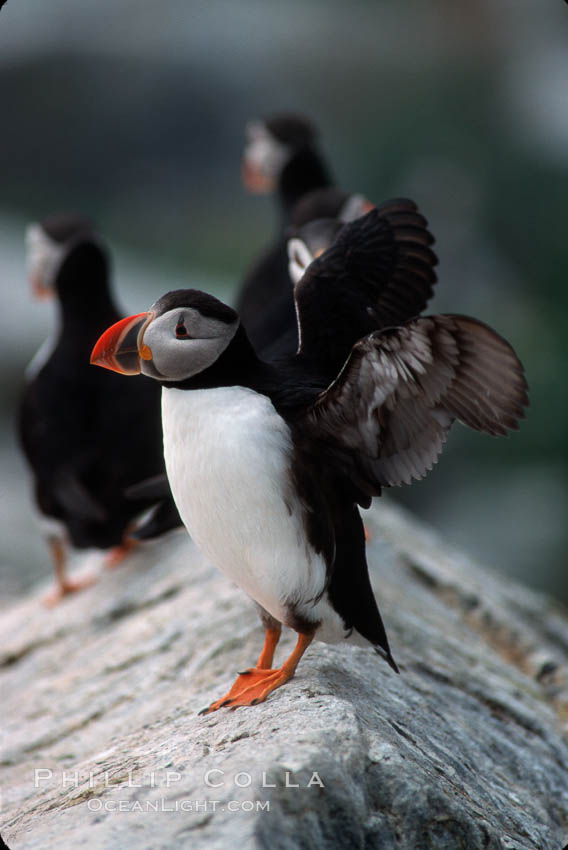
[[303, 315, 528, 500], [293, 199, 437, 374]]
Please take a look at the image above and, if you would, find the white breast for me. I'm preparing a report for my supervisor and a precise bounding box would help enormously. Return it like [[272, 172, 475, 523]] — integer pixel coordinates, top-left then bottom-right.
[[161, 385, 346, 640]]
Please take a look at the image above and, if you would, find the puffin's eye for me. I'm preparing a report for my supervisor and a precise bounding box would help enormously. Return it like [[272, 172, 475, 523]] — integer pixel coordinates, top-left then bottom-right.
[[175, 322, 190, 339]]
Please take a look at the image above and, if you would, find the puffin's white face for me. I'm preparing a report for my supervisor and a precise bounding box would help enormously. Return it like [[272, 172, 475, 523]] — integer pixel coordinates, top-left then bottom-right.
[[242, 121, 289, 193], [26, 225, 65, 299], [140, 307, 239, 382]]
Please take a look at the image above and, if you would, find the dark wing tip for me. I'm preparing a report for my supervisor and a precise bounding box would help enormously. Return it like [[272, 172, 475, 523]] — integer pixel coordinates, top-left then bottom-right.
[[438, 315, 529, 436], [375, 645, 400, 674]]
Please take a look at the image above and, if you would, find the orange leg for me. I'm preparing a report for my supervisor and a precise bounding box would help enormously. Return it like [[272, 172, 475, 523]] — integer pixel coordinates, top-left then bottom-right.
[[42, 539, 97, 607], [103, 536, 139, 569], [256, 625, 282, 669], [199, 632, 314, 714], [364, 524, 372, 543]]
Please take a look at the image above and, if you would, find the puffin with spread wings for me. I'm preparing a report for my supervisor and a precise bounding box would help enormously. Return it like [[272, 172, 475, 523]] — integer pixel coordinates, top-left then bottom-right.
[[91, 201, 527, 712]]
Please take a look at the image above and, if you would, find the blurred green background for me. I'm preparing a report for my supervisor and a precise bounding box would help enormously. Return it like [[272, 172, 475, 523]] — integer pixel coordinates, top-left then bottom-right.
[[0, 0, 566, 600]]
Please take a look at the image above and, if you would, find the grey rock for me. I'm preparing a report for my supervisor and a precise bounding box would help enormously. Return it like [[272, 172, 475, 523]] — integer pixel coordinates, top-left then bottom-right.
[[1, 500, 567, 849]]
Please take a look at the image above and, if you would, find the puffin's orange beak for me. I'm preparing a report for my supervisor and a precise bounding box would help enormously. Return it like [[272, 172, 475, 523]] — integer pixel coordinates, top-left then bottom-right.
[[90, 312, 153, 375], [241, 157, 275, 194], [30, 272, 54, 301]]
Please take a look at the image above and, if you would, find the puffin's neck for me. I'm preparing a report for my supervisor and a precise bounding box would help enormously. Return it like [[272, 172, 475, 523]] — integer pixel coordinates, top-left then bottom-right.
[[58, 286, 119, 329], [56, 243, 120, 329], [278, 148, 332, 220], [161, 324, 274, 393]]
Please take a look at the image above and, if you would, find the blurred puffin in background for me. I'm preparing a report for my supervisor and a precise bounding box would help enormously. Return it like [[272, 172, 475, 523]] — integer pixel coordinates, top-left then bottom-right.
[[18, 215, 172, 603], [91, 201, 527, 712], [258, 185, 375, 360], [237, 112, 334, 354]]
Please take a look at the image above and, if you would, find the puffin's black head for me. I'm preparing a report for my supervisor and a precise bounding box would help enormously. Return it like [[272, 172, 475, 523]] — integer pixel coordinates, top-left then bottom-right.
[[41, 213, 94, 245], [26, 213, 108, 303], [91, 289, 240, 383], [290, 187, 374, 229], [264, 113, 318, 149], [242, 112, 320, 194]]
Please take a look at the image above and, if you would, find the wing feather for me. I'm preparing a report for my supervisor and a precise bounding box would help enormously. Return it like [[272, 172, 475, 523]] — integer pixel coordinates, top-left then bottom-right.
[[293, 199, 438, 374], [303, 314, 528, 496]]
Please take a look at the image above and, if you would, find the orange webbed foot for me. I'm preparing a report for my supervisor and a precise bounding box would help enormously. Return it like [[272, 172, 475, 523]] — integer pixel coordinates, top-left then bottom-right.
[[42, 573, 98, 607], [103, 537, 138, 569], [198, 632, 314, 715], [199, 666, 294, 714]]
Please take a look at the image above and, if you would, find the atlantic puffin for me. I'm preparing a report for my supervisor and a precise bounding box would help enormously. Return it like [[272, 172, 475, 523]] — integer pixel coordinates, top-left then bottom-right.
[[91, 205, 528, 711], [237, 113, 334, 355], [19, 214, 169, 603]]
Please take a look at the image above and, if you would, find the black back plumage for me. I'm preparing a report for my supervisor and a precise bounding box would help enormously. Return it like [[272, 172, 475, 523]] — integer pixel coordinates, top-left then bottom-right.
[[19, 225, 168, 551]]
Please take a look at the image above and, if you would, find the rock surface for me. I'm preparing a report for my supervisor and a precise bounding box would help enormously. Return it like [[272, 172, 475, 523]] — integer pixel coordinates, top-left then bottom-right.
[[1, 500, 568, 850]]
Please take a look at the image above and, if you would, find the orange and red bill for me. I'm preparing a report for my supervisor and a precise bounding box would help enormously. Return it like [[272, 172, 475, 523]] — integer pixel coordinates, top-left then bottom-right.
[[90, 312, 153, 375]]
